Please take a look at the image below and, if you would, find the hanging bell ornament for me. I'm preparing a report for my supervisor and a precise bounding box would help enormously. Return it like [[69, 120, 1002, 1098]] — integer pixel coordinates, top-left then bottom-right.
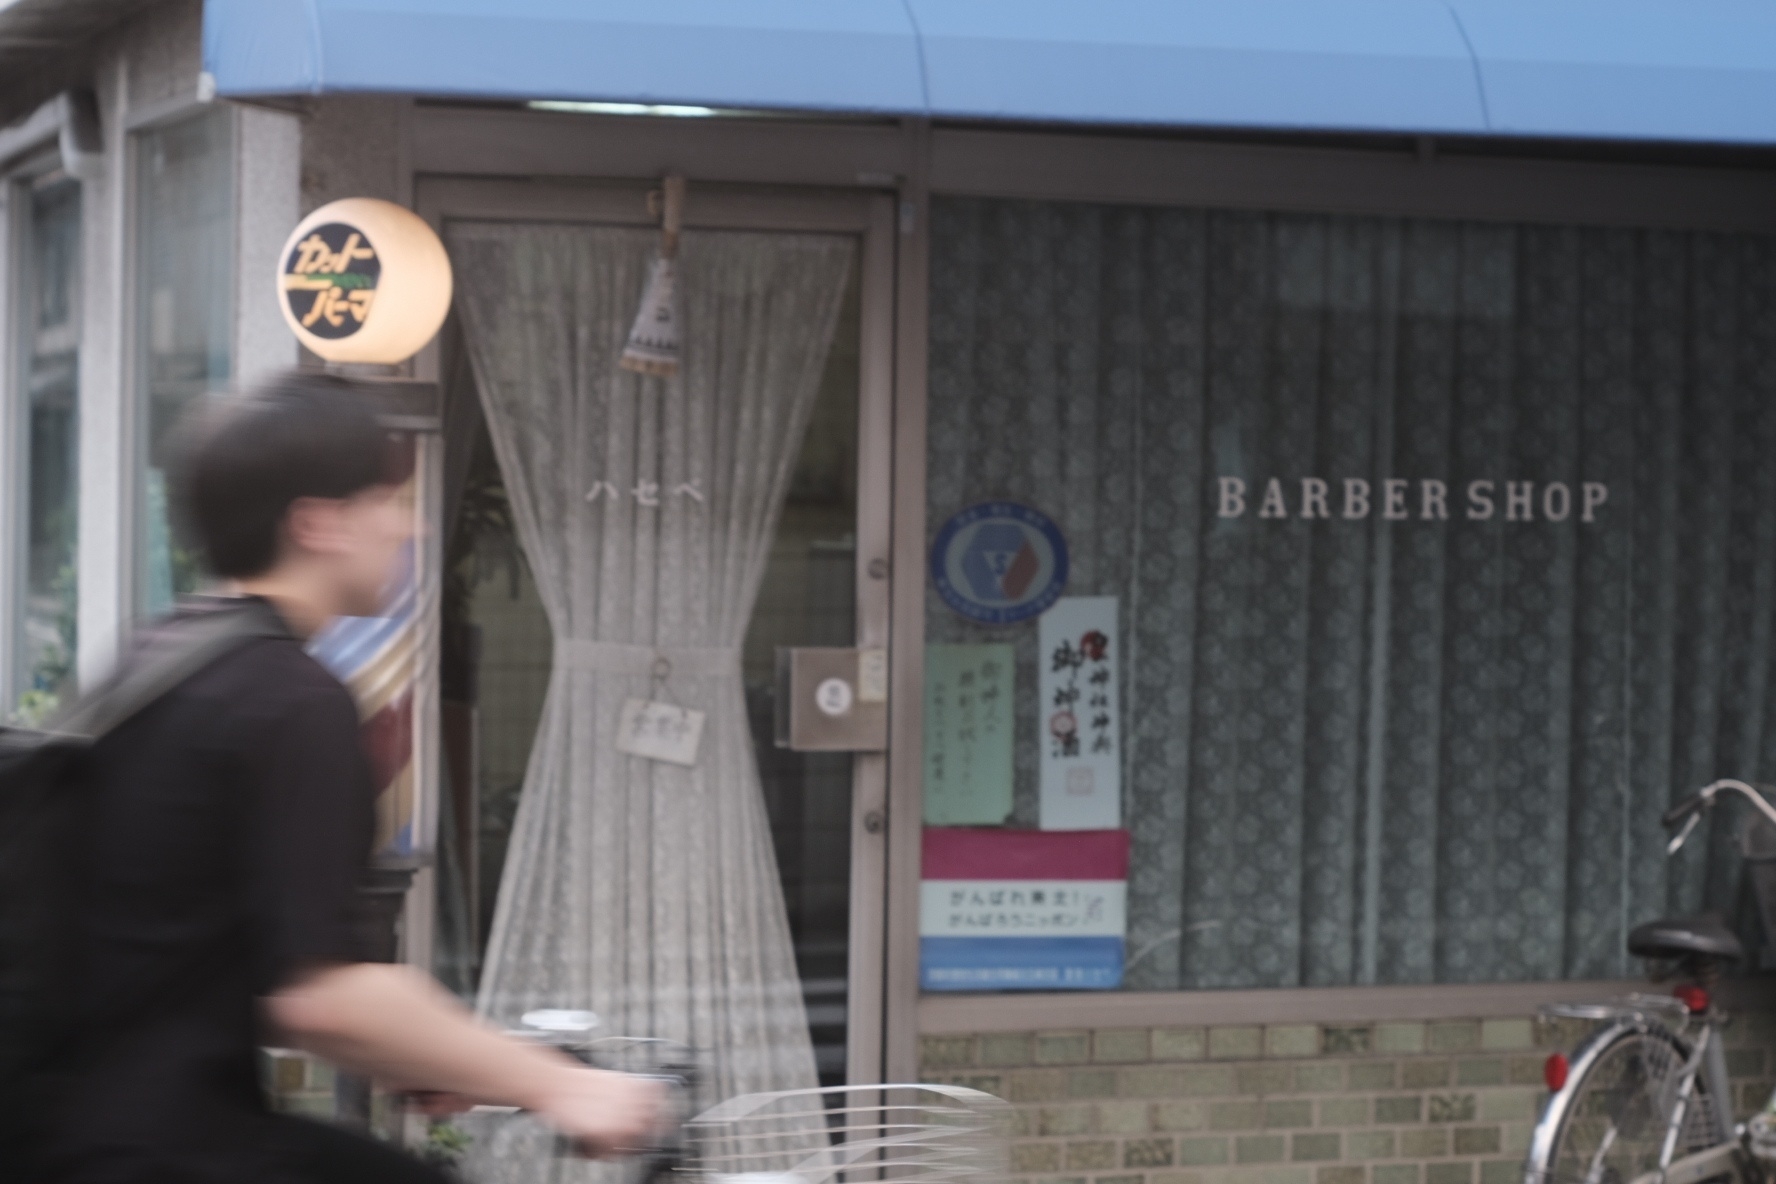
[[621, 174, 685, 377]]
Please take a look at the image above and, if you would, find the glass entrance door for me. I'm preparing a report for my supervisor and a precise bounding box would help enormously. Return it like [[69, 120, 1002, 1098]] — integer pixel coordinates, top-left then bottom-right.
[[424, 179, 894, 1095]]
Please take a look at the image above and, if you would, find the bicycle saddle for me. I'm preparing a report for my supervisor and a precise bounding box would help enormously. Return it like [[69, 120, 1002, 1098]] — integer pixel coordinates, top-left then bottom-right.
[[1627, 912, 1744, 962]]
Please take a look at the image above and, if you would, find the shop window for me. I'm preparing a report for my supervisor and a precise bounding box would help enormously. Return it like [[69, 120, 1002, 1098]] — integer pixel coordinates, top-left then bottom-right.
[[133, 108, 232, 614], [924, 197, 1776, 991], [8, 174, 81, 722]]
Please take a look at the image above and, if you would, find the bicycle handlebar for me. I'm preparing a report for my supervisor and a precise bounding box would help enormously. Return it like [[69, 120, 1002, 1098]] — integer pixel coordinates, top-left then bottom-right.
[[1662, 797, 1705, 829], [1661, 779, 1776, 853], [463, 1032, 697, 1173]]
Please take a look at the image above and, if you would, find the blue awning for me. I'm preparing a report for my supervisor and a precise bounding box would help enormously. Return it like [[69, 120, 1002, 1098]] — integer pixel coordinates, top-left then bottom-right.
[[204, 0, 1776, 144]]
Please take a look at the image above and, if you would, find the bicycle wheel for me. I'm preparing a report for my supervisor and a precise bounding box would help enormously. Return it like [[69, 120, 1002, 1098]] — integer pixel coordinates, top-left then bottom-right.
[[1532, 1025, 1731, 1184]]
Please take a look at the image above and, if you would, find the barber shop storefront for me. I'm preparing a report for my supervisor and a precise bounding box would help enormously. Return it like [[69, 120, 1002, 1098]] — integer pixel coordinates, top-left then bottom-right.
[[6, 0, 1776, 1178]]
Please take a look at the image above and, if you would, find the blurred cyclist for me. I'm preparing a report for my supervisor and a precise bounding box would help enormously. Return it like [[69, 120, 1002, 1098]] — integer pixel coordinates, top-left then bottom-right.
[[36, 370, 659, 1183]]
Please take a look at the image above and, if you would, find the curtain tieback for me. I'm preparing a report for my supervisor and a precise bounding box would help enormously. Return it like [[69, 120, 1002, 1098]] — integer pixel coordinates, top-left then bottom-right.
[[553, 639, 739, 678]]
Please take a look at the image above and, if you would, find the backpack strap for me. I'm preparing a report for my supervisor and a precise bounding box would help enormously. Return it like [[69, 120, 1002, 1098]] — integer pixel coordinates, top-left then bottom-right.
[[52, 600, 289, 741]]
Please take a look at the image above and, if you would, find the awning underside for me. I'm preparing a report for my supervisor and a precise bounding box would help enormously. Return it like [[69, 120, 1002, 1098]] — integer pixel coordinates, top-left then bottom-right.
[[0, 0, 157, 128], [203, 0, 1776, 145]]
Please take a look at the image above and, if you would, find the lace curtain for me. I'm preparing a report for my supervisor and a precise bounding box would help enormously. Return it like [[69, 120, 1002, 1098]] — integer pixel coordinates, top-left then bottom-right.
[[927, 197, 1776, 990], [449, 222, 854, 1154]]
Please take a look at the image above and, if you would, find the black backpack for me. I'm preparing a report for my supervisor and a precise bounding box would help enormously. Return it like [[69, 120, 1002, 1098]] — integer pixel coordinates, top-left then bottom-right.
[[0, 600, 278, 1161]]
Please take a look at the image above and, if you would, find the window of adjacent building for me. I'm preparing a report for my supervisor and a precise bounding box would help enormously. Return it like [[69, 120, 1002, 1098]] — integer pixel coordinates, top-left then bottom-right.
[[134, 108, 232, 614], [9, 172, 81, 723], [924, 196, 1776, 991]]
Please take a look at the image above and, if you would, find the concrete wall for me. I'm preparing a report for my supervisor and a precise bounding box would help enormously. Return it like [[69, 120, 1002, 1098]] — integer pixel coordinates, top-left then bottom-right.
[[300, 95, 411, 214], [922, 1012, 1776, 1184], [234, 103, 300, 390]]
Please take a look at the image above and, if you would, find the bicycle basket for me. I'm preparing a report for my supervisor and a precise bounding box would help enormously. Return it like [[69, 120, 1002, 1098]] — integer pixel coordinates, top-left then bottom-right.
[[683, 1084, 1011, 1184]]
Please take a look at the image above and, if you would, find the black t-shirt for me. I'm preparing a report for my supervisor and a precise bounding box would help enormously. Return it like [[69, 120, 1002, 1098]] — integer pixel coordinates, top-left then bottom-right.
[[41, 598, 376, 1179]]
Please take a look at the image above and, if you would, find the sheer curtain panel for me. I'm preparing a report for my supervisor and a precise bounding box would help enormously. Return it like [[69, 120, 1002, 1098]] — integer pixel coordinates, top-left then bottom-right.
[[450, 222, 854, 1179]]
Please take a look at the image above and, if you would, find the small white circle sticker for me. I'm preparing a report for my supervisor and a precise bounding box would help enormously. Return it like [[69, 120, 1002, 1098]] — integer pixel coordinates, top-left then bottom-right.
[[815, 678, 854, 717]]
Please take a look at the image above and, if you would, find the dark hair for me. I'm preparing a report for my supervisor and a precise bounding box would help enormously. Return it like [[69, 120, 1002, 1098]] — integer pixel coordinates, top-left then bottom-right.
[[173, 370, 396, 578]]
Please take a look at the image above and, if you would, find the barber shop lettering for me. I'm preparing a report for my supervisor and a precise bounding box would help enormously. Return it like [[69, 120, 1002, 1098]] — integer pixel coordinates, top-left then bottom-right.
[[1216, 477, 1609, 523]]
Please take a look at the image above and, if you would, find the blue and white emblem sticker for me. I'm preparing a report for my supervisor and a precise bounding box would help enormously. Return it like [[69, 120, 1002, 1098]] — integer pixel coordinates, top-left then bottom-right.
[[931, 502, 1069, 625]]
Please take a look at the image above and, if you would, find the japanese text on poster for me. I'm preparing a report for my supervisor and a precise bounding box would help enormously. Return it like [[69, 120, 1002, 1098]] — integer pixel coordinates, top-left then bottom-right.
[[1038, 597, 1121, 830], [920, 881, 1125, 937], [923, 644, 1015, 825]]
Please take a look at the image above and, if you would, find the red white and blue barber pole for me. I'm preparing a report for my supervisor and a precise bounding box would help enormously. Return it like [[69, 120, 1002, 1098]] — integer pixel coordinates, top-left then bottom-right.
[[920, 827, 1130, 991], [307, 440, 432, 860]]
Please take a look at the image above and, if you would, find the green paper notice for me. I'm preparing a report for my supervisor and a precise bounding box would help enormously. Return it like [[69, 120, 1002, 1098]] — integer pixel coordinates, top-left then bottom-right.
[[923, 644, 1015, 826]]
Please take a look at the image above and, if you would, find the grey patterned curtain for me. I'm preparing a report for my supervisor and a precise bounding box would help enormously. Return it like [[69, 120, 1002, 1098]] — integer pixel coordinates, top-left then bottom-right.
[[926, 197, 1776, 990]]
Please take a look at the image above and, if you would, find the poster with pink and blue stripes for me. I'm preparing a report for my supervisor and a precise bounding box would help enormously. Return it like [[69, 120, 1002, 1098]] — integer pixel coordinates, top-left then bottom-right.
[[921, 827, 1129, 991]]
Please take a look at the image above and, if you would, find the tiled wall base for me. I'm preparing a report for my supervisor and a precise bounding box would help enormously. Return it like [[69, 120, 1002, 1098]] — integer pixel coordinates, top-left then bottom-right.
[[920, 1012, 1776, 1184]]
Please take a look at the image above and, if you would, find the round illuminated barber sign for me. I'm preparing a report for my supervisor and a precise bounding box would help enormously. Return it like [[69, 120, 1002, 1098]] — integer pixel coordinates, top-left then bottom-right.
[[277, 197, 452, 364]]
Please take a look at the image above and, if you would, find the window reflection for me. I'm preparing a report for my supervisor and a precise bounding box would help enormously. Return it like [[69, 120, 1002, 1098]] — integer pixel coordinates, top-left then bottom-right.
[[12, 175, 81, 722], [135, 109, 232, 614]]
